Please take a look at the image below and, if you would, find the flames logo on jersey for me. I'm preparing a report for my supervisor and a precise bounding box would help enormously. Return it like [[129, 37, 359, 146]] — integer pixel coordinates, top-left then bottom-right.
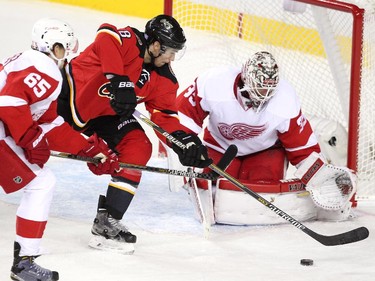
[[218, 123, 266, 140], [98, 82, 143, 102], [98, 83, 112, 98]]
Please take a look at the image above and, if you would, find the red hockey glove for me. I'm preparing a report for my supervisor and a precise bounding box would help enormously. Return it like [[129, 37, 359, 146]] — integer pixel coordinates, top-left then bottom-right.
[[78, 134, 120, 175], [18, 124, 50, 167]]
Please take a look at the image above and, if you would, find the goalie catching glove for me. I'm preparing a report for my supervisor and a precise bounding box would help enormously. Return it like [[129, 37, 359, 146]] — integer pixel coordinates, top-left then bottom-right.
[[170, 131, 213, 168], [109, 75, 137, 119], [78, 134, 120, 175], [295, 152, 357, 210]]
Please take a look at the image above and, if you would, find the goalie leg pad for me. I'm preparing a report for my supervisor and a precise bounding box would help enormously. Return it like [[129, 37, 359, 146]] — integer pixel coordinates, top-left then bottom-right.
[[317, 201, 353, 222], [214, 179, 317, 225]]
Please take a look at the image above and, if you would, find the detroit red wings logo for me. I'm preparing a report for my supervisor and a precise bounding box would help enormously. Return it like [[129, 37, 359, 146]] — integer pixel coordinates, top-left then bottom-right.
[[218, 123, 266, 140]]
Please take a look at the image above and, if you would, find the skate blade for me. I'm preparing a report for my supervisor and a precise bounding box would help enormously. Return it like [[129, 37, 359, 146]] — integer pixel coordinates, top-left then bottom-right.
[[10, 272, 22, 281], [88, 235, 135, 255]]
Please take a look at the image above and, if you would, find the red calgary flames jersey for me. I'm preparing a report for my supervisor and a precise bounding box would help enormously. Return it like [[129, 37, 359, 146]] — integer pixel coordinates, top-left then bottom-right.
[[65, 23, 186, 136]]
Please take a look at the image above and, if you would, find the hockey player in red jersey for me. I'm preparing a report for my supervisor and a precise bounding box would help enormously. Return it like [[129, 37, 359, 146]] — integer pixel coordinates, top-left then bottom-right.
[[0, 18, 120, 281], [176, 51, 356, 225], [57, 15, 211, 254]]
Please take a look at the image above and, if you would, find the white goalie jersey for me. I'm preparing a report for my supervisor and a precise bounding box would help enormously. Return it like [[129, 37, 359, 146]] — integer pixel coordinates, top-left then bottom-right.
[[176, 65, 356, 225], [177, 66, 319, 165]]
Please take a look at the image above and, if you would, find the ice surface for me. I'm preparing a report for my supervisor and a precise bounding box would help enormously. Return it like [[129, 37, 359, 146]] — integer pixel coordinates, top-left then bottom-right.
[[1, 1, 375, 280]]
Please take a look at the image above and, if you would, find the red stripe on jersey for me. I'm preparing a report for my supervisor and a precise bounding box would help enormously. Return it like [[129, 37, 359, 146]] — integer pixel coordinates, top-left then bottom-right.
[[16, 216, 47, 238]]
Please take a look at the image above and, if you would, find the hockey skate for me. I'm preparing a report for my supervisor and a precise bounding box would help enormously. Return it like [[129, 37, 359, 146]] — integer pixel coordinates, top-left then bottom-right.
[[88, 195, 136, 255], [10, 242, 59, 281]]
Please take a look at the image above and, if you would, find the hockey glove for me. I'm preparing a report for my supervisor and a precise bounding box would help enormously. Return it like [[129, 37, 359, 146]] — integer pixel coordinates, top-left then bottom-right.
[[79, 134, 120, 175], [18, 123, 50, 167], [170, 130, 213, 168], [109, 75, 137, 119], [295, 151, 356, 210]]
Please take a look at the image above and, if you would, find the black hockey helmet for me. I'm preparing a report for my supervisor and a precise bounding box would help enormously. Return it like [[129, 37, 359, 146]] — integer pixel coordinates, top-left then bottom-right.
[[145, 15, 186, 51]]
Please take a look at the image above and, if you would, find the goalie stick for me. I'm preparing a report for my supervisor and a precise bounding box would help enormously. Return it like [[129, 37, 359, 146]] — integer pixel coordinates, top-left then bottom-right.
[[186, 167, 211, 238], [133, 109, 369, 246], [207, 144, 238, 179], [186, 144, 237, 238]]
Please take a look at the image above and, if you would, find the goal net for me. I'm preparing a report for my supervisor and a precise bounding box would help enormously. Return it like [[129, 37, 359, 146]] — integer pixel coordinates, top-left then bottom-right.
[[164, 0, 375, 203]]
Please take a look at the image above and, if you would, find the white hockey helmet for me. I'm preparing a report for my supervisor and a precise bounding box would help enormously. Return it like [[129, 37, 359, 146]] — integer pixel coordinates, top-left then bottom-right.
[[31, 18, 78, 61], [238, 51, 279, 112]]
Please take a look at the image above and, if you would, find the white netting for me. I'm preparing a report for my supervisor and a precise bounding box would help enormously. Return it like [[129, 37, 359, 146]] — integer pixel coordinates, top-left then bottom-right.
[[169, 0, 375, 201]]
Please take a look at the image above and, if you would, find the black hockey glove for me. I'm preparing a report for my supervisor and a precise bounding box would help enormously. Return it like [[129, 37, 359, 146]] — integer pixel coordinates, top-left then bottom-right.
[[170, 130, 213, 168], [109, 75, 137, 119]]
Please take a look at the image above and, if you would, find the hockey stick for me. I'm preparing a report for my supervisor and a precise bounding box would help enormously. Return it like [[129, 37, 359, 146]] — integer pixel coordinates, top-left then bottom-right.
[[51, 144, 236, 181], [185, 145, 237, 238], [186, 167, 211, 238], [133, 109, 369, 246], [50, 151, 216, 180]]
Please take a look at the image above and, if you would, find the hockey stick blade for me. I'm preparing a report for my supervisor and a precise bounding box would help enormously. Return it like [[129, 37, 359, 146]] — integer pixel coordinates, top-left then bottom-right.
[[132, 109, 369, 246], [306, 226, 369, 246], [50, 151, 217, 180]]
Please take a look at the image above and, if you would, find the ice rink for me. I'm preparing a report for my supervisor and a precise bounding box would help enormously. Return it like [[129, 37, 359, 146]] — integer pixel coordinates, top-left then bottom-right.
[[1, 1, 375, 280]]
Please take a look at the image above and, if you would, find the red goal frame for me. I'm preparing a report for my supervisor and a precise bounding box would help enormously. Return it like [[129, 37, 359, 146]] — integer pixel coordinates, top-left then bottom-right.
[[163, 0, 366, 205]]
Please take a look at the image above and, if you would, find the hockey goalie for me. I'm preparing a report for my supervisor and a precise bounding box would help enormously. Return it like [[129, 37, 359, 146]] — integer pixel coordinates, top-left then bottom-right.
[[174, 51, 356, 226]]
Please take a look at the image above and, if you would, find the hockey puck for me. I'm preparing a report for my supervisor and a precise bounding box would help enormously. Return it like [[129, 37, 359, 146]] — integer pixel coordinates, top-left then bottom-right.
[[300, 259, 314, 266]]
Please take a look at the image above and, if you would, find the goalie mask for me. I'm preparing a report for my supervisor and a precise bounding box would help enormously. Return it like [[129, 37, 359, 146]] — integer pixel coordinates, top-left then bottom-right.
[[31, 18, 78, 62], [237, 51, 279, 112], [145, 15, 186, 60]]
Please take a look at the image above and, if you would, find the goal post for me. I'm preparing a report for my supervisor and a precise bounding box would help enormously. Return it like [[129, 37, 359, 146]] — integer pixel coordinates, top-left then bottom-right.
[[164, 0, 375, 204]]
